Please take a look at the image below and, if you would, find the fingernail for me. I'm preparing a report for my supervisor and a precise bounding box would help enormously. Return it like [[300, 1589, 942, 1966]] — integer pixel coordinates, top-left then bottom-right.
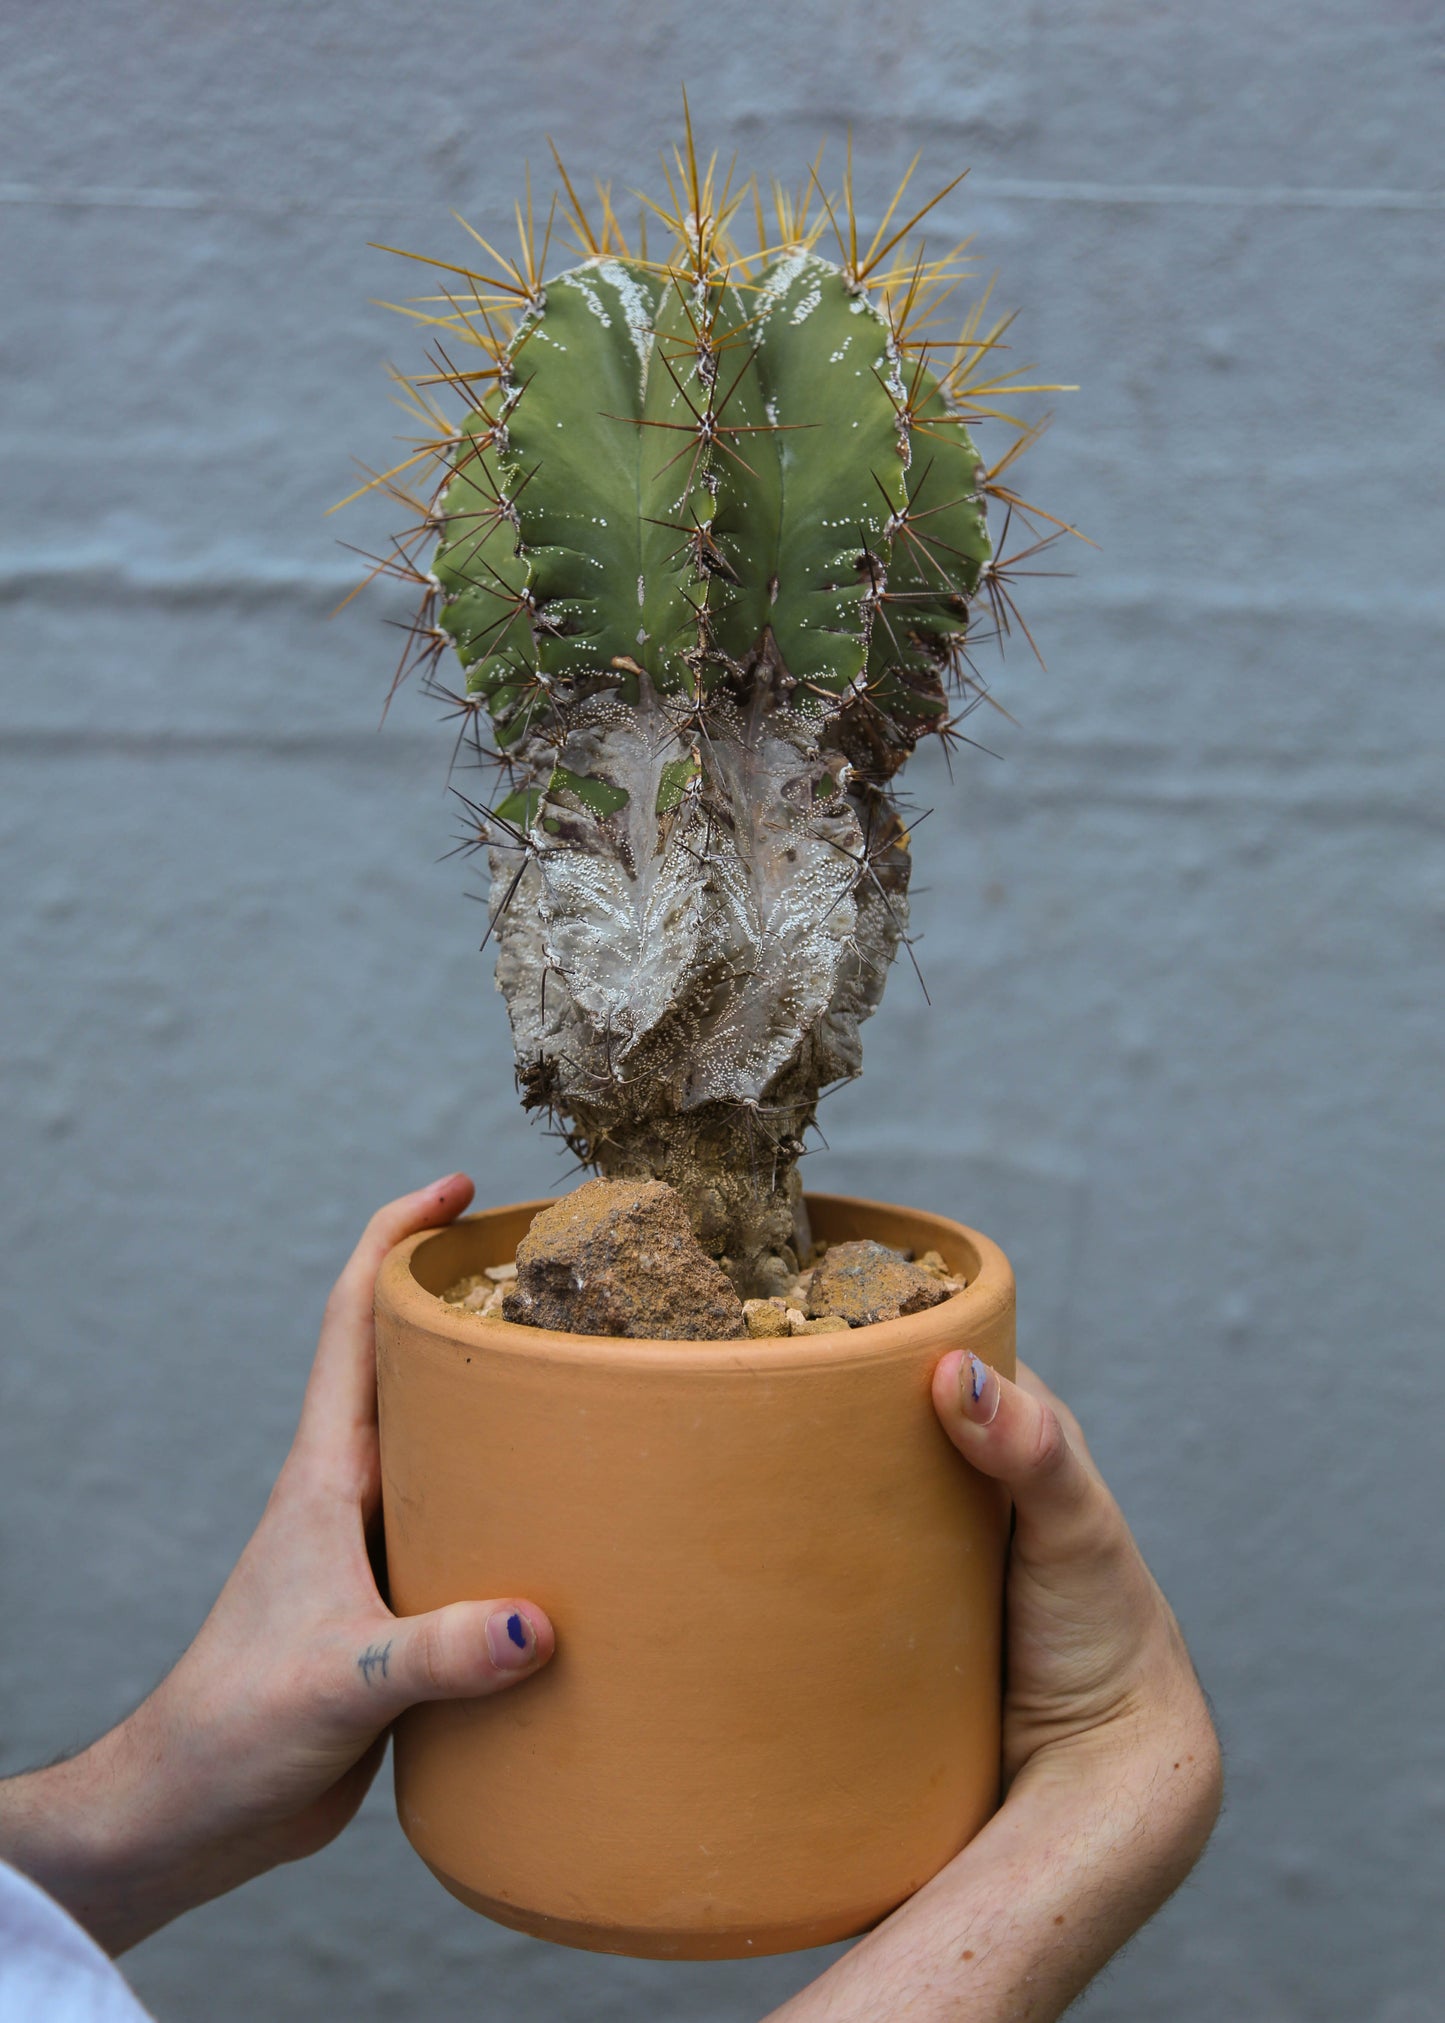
[[960, 1353, 1002, 1427], [486, 1609, 535, 1669]]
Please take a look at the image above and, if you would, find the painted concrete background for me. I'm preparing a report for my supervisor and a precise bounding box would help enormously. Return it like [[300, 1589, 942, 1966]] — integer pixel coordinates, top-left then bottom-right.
[[2, 3, 1441, 2017]]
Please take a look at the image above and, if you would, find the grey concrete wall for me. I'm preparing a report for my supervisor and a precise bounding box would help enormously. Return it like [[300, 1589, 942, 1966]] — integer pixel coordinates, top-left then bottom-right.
[[2, 3, 1441, 2017]]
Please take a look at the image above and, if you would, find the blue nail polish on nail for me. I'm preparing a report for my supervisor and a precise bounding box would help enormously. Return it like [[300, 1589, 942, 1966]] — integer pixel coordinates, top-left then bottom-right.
[[970, 1356, 986, 1402], [506, 1611, 528, 1650]]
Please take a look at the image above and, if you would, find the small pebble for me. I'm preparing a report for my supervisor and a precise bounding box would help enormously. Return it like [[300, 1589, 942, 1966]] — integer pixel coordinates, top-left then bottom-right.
[[743, 1297, 790, 1339], [790, 1313, 849, 1335], [484, 1262, 518, 1283], [440, 1271, 513, 1320]]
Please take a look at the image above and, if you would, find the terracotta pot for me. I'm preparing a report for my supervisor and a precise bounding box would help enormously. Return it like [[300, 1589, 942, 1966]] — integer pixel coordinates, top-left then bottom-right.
[[375, 1192, 1015, 1960]]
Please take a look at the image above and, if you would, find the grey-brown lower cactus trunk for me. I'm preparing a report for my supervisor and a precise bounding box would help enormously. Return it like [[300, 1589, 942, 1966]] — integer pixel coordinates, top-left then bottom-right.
[[368, 136, 1063, 1297], [493, 678, 913, 1293]]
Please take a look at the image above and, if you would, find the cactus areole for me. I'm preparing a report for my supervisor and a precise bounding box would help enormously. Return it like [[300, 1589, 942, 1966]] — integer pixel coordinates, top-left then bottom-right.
[[361, 130, 1068, 1298]]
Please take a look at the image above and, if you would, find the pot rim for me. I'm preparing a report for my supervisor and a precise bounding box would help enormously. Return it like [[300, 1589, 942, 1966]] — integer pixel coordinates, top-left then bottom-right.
[[377, 1190, 1014, 1373]]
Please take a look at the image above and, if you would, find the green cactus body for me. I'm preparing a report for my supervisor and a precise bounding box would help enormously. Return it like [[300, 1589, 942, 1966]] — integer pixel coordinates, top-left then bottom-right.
[[368, 141, 1064, 1295]]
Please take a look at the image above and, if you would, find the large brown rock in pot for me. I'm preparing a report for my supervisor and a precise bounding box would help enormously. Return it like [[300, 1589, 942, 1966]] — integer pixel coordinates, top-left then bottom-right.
[[805, 1239, 949, 1328], [502, 1178, 747, 1340]]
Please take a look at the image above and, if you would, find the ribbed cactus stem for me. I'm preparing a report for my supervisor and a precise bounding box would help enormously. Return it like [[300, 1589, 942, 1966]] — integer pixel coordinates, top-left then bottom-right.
[[365, 134, 1068, 1295]]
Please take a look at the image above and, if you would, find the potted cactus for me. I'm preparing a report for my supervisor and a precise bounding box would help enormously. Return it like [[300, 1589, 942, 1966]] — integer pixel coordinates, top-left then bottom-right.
[[359, 116, 1068, 1959]]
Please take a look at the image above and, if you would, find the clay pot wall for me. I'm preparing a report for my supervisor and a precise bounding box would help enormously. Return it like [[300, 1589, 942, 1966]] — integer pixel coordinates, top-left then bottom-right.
[[375, 1193, 1015, 1958]]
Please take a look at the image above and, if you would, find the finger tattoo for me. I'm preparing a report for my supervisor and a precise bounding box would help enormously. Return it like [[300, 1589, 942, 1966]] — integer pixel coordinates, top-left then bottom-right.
[[357, 1639, 393, 1685]]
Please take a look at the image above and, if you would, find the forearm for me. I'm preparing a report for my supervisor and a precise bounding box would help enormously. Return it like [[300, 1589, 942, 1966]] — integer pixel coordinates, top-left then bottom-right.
[[0, 1708, 259, 1956], [767, 1724, 1220, 2023]]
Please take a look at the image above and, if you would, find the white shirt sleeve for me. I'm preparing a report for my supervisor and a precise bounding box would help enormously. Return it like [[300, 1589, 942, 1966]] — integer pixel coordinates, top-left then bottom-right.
[[0, 1859, 155, 2021]]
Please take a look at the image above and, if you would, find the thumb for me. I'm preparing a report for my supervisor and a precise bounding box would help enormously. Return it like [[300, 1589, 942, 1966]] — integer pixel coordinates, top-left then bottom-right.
[[355, 1600, 555, 1716], [931, 1351, 1105, 1553]]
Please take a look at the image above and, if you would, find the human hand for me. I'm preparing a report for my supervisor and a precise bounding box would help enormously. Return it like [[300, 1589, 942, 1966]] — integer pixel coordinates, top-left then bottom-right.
[[769, 1354, 1221, 2022], [931, 1351, 1221, 1814], [0, 1174, 554, 1955]]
